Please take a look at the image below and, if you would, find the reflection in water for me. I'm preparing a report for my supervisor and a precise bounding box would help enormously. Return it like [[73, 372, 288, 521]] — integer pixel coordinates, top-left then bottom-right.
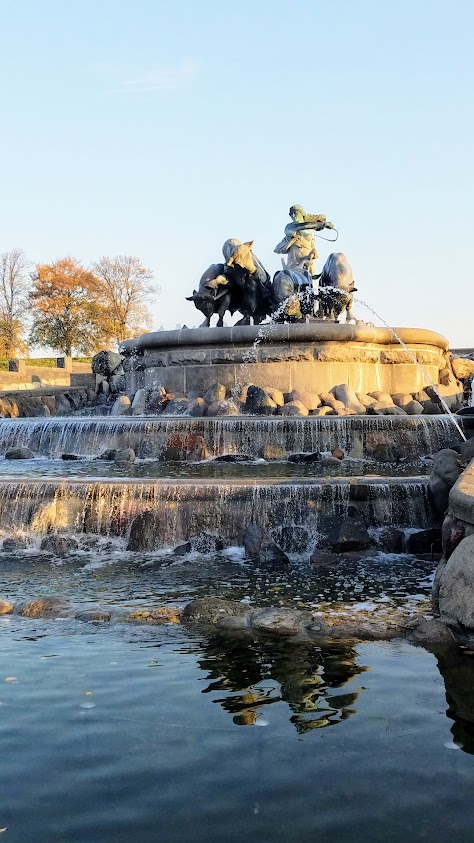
[[435, 646, 474, 754], [197, 632, 365, 731]]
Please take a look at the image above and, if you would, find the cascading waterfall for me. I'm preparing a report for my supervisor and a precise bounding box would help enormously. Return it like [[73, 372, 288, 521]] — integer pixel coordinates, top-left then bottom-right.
[[0, 476, 432, 545], [0, 414, 462, 460]]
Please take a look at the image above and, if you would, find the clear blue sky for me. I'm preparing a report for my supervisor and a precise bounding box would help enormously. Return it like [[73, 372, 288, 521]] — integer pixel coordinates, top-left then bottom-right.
[[0, 0, 472, 345]]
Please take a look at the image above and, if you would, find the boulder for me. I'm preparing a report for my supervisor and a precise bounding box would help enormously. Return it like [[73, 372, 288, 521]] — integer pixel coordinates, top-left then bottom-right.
[[206, 399, 241, 416], [414, 389, 431, 406], [451, 357, 474, 381], [404, 400, 424, 415], [213, 454, 252, 462], [243, 524, 289, 564], [406, 528, 442, 555], [111, 395, 131, 416], [439, 535, 474, 628], [288, 452, 320, 463], [259, 444, 288, 461], [460, 438, 474, 462], [428, 449, 462, 517], [250, 608, 310, 637], [425, 385, 462, 413], [442, 513, 466, 560], [162, 397, 190, 415], [332, 384, 365, 414], [92, 350, 124, 377], [188, 397, 208, 417], [33, 405, 50, 417], [263, 387, 285, 407], [312, 406, 335, 416], [114, 448, 136, 464], [320, 456, 343, 467], [186, 435, 207, 462], [61, 453, 80, 461], [182, 597, 250, 625], [131, 388, 149, 415], [127, 511, 159, 551], [368, 391, 394, 405], [407, 617, 456, 645], [98, 379, 110, 397], [203, 383, 226, 404], [319, 392, 345, 411], [374, 526, 405, 553], [369, 404, 406, 416], [245, 386, 277, 415], [331, 448, 345, 460], [17, 597, 71, 618], [39, 535, 79, 554], [109, 374, 126, 394], [422, 401, 443, 415], [309, 549, 338, 567], [96, 449, 117, 461], [173, 541, 192, 556], [286, 390, 321, 411], [326, 515, 372, 552], [75, 608, 112, 623], [278, 400, 308, 417], [190, 533, 225, 553], [145, 386, 169, 413], [2, 537, 28, 552], [4, 447, 34, 460], [357, 393, 377, 409], [0, 599, 13, 615], [392, 393, 414, 409]]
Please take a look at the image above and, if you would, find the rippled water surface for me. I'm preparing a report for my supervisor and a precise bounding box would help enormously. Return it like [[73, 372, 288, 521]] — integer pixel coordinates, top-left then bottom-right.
[[2, 614, 474, 843]]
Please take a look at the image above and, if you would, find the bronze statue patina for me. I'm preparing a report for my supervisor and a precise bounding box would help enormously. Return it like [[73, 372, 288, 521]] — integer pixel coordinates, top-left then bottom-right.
[[186, 206, 356, 326], [274, 205, 336, 277]]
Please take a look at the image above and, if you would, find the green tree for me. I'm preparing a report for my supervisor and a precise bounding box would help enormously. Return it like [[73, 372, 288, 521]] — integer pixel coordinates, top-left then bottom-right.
[[29, 257, 106, 355]]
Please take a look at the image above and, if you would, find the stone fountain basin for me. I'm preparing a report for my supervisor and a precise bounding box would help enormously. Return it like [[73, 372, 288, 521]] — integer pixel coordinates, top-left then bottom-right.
[[121, 323, 449, 396]]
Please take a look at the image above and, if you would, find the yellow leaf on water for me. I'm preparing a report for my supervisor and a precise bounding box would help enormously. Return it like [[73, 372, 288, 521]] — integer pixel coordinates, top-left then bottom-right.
[[4, 677, 17, 683], [0, 827, 8, 833], [84, 691, 93, 696]]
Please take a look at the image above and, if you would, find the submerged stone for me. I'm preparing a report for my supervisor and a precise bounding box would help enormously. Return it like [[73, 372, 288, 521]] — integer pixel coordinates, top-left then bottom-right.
[[2, 537, 28, 552], [39, 535, 79, 554], [127, 511, 159, 551], [17, 597, 71, 618], [326, 515, 372, 552], [75, 608, 112, 623], [4, 447, 34, 460], [182, 597, 249, 625]]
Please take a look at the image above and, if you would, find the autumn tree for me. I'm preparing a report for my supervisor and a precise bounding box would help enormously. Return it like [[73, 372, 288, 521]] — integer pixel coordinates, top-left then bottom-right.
[[29, 257, 107, 356], [91, 255, 155, 345], [0, 248, 30, 357]]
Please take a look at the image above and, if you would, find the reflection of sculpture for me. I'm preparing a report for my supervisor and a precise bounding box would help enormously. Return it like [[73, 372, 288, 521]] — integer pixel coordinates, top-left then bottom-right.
[[196, 631, 365, 731], [274, 205, 336, 277], [316, 252, 356, 323], [186, 240, 272, 327]]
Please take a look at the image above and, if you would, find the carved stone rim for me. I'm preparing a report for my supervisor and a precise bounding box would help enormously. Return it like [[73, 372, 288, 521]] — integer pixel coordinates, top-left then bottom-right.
[[121, 323, 449, 354]]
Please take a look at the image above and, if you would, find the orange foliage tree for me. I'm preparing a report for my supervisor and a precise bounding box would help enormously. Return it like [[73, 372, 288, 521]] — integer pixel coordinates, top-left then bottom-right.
[[29, 257, 107, 356]]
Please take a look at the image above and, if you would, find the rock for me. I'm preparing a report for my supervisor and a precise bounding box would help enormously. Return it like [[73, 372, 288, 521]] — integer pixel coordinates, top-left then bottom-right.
[[173, 541, 192, 556], [414, 389, 431, 406], [206, 399, 241, 416], [203, 383, 227, 404], [259, 444, 288, 460], [439, 536, 474, 628], [451, 357, 474, 380], [245, 386, 277, 415], [442, 513, 466, 560], [425, 385, 462, 412], [191, 533, 225, 553], [251, 608, 310, 636], [262, 387, 285, 406], [0, 599, 13, 614], [61, 453, 80, 461], [278, 400, 308, 417], [182, 597, 250, 625], [432, 449, 462, 488], [320, 456, 343, 467], [331, 448, 345, 460], [406, 528, 442, 554], [423, 401, 443, 415], [326, 621, 405, 641], [2, 537, 27, 552], [460, 438, 474, 462], [332, 384, 365, 414], [4, 447, 34, 460], [145, 386, 169, 413], [320, 392, 345, 411], [286, 390, 321, 411], [404, 400, 424, 415], [288, 452, 320, 463], [162, 397, 190, 415], [98, 379, 110, 397], [373, 442, 401, 462], [327, 515, 372, 552], [109, 374, 126, 394], [18, 597, 71, 618], [92, 350, 124, 377], [127, 511, 158, 551], [131, 388, 149, 415], [374, 526, 405, 553], [309, 549, 338, 567], [33, 404, 50, 417], [186, 435, 207, 462], [111, 395, 131, 416], [312, 406, 335, 416], [369, 404, 406, 416], [213, 454, 251, 462], [188, 397, 208, 417], [368, 391, 394, 405], [243, 524, 289, 564], [357, 393, 377, 409], [39, 535, 79, 554], [392, 393, 414, 409], [75, 608, 112, 623], [408, 616, 456, 645], [97, 449, 118, 461], [114, 448, 136, 464]]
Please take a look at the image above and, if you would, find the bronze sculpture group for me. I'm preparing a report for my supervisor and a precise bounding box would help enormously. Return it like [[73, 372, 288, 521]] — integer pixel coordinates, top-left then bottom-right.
[[186, 206, 356, 326]]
